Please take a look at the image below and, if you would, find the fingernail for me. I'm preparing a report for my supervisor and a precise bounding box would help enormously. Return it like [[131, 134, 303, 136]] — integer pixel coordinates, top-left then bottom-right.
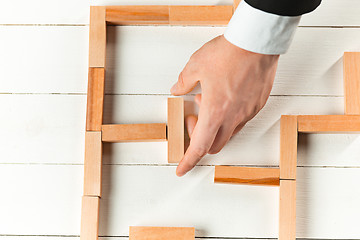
[[176, 168, 186, 177]]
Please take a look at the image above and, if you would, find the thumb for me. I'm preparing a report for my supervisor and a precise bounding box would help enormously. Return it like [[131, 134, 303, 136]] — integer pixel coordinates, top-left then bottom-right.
[[171, 71, 198, 96]]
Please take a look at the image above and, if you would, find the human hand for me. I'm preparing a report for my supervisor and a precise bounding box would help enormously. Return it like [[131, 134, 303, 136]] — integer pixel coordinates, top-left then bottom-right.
[[171, 35, 279, 177]]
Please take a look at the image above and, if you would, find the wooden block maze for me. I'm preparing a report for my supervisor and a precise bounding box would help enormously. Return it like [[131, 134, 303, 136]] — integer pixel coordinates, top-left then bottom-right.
[[81, 0, 360, 238]]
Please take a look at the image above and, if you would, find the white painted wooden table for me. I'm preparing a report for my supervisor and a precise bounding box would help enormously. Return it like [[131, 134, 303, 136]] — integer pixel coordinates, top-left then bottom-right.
[[1, 0, 360, 239]]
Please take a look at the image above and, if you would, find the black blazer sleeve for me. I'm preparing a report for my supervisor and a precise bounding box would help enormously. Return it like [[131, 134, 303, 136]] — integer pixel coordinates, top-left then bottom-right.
[[245, 0, 322, 16]]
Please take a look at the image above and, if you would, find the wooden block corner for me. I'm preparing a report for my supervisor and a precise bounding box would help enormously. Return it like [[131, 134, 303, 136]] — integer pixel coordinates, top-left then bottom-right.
[[129, 226, 195, 240], [167, 97, 184, 163]]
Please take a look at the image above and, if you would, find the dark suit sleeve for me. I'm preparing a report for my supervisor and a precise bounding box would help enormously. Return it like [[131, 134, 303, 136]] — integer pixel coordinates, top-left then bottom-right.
[[245, 0, 322, 16]]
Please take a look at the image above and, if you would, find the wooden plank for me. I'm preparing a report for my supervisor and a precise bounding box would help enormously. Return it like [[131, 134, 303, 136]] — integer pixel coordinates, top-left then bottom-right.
[[101, 123, 167, 142], [105, 6, 169, 25], [86, 67, 105, 131], [129, 226, 194, 240], [169, 5, 233, 25], [279, 180, 296, 240], [84, 131, 102, 197], [233, 0, 241, 10], [80, 196, 100, 240], [343, 52, 360, 115], [214, 166, 280, 186], [167, 98, 184, 163], [298, 115, 360, 132], [280, 115, 298, 180], [89, 6, 106, 68]]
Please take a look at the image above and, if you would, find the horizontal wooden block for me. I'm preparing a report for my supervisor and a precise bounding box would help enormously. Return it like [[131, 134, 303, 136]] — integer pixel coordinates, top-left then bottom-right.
[[89, 6, 106, 67], [343, 52, 360, 115], [298, 115, 360, 132], [101, 123, 167, 142], [279, 180, 296, 240], [129, 226, 195, 240], [86, 68, 105, 131], [106, 6, 169, 25], [167, 98, 184, 163], [214, 166, 280, 186], [169, 5, 233, 25], [280, 115, 298, 180], [84, 131, 102, 197], [80, 196, 100, 240]]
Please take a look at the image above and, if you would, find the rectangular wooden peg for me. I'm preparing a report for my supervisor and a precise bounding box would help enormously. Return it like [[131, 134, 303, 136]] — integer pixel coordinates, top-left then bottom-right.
[[80, 196, 100, 240], [169, 5, 233, 25], [280, 115, 298, 180], [129, 226, 195, 240], [343, 52, 360, 115], [297, 115, 360, 133], [167, 98, 184, 163], [214, 166, 280, 186], [89, 6, 106, 68], [83, 131, 103, 197], [102, 123, 167, 142], [279, 180, 296, 240], [86, 68, 105, 131]]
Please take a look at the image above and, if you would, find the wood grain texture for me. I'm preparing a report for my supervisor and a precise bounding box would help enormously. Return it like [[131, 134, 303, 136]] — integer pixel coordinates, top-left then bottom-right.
[[106, 5, 169, 25], [298, 115, 360, 132], [86, 68, 105, 131], [214, 166, 280, 186], [169, 5, 233, 25], [89, 6, 106, 68], [279, 180, 296, 240], [102, 123, 167, 142], [84, 131, 103, 197], [280, 116, 298, 180], [129, 226, 195, 240], [343, 52, 360, 115], [167, 98, 184, 163], [81, 196, 100, 240]]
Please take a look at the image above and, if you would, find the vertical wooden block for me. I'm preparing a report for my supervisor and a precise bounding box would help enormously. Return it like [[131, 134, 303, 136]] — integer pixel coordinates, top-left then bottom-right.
[[233, 0, 241, 11], [279, 180, 296, 240], [89, 6, 106, 68], [84, 131, 102, 197], [343, 52, 360, 115], [129, 226, 195, 240], [280, 115, 298, 180], [80, 196, 100, 240], [167, 98, 184, 163], [169, 5, 233, 25], [86, 67, 105, 131]]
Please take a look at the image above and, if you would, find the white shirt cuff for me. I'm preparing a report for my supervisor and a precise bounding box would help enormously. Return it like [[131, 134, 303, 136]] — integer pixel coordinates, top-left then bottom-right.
[[224, 1, 301, 55]]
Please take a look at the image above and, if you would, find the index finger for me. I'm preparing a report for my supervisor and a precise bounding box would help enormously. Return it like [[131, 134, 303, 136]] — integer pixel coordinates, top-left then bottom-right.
[[176, 103, 221, 177]]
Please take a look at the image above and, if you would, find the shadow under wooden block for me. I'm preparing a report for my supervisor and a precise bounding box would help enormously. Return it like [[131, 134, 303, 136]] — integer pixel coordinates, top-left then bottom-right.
[[279, 180, 296, 240], [297, 115, 360, 133], [129, 226, 195, 240], [102, 123, 167, 142], [280, 115, 298, 180], [214, 166, 280, 186], [167, 98, 184, 163], [169, 5, 233, 25], [81, 196, 100, 240], [89, 6, 106, 68], [106, 5, 170, 25], [84, 131, 102, 197], [343, 52, 360, 115], [86, 68, 105, 131]]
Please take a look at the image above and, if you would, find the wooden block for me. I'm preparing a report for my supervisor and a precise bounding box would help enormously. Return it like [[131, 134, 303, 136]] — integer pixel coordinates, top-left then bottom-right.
[[297, 115, 360, 133], [86, 68, 105, 131], [343, 52, 360, 115], [89, 6, 106, 68], [214, 166, 280, 186], [169, 5, 233, 25], [129, 226, 195, 240], [279, 180, 296, 240], [106, 6, 169, 25], [233, 0, 241, 11], [167, 98, 184, 163], [280, 115, 298, 180], [80, 196, 100, 240], [101, 123, 167, 142], [84, 131, 102, 197]]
